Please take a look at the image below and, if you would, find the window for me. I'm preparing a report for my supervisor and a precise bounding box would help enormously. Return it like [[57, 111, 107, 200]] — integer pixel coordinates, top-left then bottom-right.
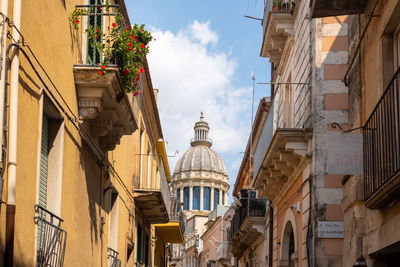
[[37, 95, 64, 249], [87, 0, 102, 64], [203, 187, 210, 211], [214, 189, 219, 209], [146, 147, 151, 188], [222, 191, 225, 205], [184, 187, 189, 210], [193, 186, 200, 210], [109, 189, 119, 250], [139, 128, 145, 187], [177, 188, 180, 202], [137, 222, 143, 262]]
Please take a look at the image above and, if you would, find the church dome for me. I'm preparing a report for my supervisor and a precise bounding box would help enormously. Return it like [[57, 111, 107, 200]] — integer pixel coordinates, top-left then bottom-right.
[[173, 112, 227, 179], [173, 146, 227, 176]]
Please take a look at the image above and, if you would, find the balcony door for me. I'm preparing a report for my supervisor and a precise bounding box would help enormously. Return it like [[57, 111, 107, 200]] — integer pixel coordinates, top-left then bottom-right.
[[87, 0, 102, 64]]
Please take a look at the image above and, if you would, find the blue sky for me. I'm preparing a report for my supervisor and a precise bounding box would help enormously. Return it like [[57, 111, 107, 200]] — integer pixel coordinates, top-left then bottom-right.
[[126, 0, 272, 203]]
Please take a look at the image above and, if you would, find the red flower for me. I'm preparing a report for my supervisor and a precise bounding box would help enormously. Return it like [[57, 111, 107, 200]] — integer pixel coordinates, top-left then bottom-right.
[[130, 35, 137, 41], [133, 91, 139, 96], [128, 41, 132, 47], [127, 25, 130, 30], [98, 70, 104, 75], [124, 69, 130, 76], [127, 47, 132, 51], [138, 67, 144, 74], [75, 19, 80, 24], [140, 29, 143, 33], [98, 7, 102, 11], [112, 22, 117, 28], [125, 29, 129, 33], [101, 65, 106, 70], [140, 43, 145, 49], [96, 27, 99, 33], [96, 35, 99, 40]]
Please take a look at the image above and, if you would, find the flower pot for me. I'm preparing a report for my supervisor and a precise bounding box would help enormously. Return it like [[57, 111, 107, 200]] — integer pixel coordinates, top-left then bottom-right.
[[272, 6, 281, 11]]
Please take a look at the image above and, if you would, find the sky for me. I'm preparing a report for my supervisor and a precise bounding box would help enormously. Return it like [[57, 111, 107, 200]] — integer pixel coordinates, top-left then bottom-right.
[[126, 0, 272, 203]]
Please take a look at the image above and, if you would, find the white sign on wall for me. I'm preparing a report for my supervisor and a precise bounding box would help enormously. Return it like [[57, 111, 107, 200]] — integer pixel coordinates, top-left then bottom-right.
[[327, 132, 363, 175], [317, 221, 344, 238]]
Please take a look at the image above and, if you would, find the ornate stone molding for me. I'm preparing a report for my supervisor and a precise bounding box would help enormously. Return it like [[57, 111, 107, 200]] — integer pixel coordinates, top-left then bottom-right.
[[73, 65, 138, 152]]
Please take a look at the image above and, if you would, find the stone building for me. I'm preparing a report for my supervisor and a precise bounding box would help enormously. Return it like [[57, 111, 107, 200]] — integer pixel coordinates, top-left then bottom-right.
[[230, 0, 352, 266], [311, 0, 400, 266], [0, 0, 183, 266], [170, 113, 230, 267]]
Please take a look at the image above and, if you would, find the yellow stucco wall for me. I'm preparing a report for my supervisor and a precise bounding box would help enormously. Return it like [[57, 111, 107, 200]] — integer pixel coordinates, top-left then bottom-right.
[[0, 0, 170, 266]]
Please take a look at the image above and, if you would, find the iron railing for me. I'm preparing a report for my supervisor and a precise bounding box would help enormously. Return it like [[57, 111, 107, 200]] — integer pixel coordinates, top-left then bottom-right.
[[228, 198, 268, 242], [216, 241, 230, 260], [34, 204, 67, 267], [108, 247, 122, 267], [170, 196, 185, 234], [364, 66, 400, 201], [73, 3, 127, 65]]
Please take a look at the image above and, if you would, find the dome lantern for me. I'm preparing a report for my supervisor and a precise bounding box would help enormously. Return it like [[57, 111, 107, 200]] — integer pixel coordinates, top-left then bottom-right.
[[191, 112, 212, 147]]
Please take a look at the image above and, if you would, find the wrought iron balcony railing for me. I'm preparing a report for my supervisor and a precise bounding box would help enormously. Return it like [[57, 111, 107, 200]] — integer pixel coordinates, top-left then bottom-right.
[[364, 66, 400, 207], [34, 204, 67, 267], [108, 247, 122, 267], [228, 198, 268, 242], [170, 196, 185, 234], [73, 3, 124, 66]]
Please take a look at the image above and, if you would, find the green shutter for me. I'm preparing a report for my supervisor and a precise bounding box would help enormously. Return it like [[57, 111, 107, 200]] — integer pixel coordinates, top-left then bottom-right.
[[37, 113, 49, 248], [137, 223, 142, 262]]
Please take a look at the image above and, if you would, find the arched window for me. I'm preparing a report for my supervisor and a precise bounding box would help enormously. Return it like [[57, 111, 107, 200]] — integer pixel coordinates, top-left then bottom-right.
[[184, 187, 189, 210], [177, 188, 180, 202], [222, 191, 225, 205], [193, 187, 200, 210], [214, 189, 219, 208], [203, 187, 210, 211]]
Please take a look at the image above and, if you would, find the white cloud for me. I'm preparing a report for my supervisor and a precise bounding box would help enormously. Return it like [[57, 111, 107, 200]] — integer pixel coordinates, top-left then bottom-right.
[[189, 20, 219, 45], [147, 21, 251, 175]]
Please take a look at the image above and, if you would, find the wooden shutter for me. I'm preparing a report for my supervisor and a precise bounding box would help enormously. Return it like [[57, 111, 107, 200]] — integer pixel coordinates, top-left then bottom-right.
[[37, 113, 49, 248]]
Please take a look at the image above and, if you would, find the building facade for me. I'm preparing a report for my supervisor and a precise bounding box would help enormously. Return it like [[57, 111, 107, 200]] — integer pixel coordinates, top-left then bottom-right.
[[230, 0, 352, 266], [311, 0, 400, 266], [0, 0, 183, 266], [170, 114, 229, 267]]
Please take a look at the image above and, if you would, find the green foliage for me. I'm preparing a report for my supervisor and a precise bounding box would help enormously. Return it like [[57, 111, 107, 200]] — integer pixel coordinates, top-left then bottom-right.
[[70, 1, 152, 95]]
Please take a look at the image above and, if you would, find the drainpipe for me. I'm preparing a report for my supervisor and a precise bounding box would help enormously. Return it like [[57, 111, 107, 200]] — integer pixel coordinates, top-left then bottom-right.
[[5, 0, 21, 265], [0, 0, 9, 207]]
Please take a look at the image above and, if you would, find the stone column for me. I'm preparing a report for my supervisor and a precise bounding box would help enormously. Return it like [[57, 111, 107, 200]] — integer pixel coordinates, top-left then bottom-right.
[[210, 187, 214, 211], [219, 188, 223, 205], [189, 186, 193, 211], [200, 186, 204, 211]]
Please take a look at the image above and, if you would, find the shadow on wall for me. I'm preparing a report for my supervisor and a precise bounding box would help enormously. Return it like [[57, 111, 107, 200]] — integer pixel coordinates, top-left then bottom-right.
[[81, 143, 105, 253]]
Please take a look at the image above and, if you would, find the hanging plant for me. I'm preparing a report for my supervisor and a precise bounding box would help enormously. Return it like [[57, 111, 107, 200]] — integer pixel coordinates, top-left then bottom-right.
[[70, 1, 153, 96]]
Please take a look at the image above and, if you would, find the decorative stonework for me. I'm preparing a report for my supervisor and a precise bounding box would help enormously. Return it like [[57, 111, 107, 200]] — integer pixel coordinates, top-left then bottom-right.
[[73, 65, 138, 152], [253, 129, 312, 201], [261, 11, 295, 67]]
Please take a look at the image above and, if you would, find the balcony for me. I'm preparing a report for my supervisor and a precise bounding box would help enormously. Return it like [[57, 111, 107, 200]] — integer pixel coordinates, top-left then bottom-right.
[[216, 241, 230, 262], [108, 247, 121, 267], [364, 67, 400, 209], [34, 204, 67, 267], [260, 0, 295, 67], [134, 160, 170, 223], [228, 198, 267, 258], [154, 197, 185, 244], [72, 3, 139, 151], [311, 0, 369, 18]]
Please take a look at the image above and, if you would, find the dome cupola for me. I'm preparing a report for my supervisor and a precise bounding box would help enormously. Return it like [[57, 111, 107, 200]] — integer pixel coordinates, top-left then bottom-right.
[[191, 112, 212, 147]]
